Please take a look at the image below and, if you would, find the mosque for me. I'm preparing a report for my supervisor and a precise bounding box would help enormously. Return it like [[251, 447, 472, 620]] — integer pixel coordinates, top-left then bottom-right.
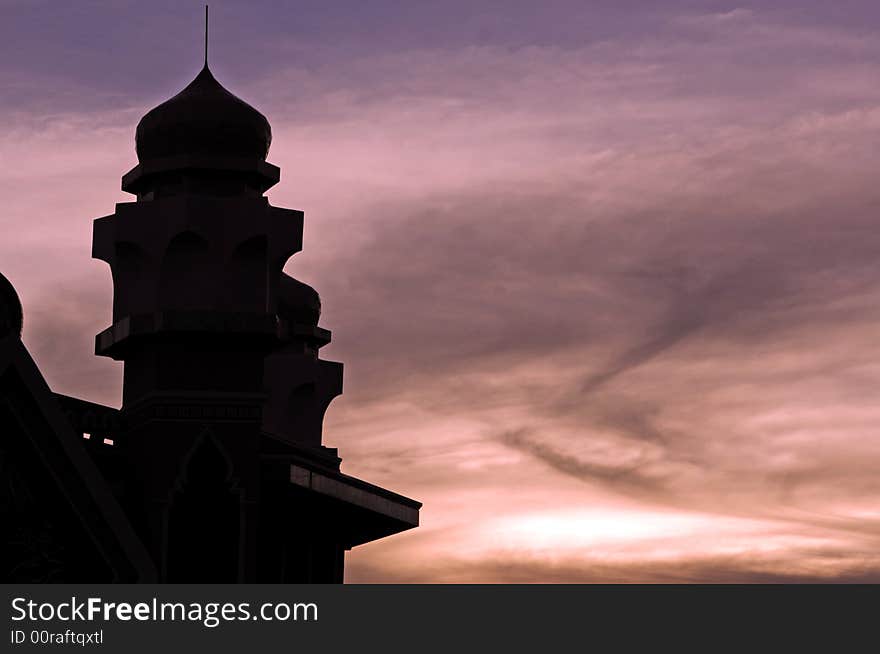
[[0, 44, 420, 583]]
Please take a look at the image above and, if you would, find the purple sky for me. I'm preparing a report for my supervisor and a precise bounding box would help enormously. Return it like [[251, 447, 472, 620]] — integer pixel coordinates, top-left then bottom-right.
[[3, 1, 880, 581]]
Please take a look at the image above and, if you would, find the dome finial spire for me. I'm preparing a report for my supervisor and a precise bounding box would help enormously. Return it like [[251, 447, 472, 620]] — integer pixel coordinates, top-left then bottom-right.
[[204, 4, 209, 68]]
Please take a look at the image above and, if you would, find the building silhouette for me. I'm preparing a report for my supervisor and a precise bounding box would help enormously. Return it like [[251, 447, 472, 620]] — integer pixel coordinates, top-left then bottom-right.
[[0, 53, 420, 583]]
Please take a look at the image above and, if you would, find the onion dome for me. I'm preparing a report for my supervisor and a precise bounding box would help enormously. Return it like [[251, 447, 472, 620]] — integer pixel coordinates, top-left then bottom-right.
[[278, 274, 321, 327], [0, 272, 23, 338], [135, 65, 271, 163]]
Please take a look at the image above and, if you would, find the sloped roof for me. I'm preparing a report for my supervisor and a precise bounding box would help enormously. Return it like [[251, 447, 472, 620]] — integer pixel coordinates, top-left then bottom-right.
[[0, 331, 155, 582]]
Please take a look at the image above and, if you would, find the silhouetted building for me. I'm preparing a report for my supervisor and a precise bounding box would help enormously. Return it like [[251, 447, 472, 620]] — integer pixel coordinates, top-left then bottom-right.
[[0, 58, 419, 583]]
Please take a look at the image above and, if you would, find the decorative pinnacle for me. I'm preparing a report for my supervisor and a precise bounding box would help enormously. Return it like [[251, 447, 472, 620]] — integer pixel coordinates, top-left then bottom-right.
[[204, 5, 209, 67]]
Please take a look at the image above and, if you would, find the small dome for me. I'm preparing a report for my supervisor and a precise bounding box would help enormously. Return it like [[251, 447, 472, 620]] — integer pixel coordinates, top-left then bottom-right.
[[136, 65, 271, 162], [278, 274, 321, 327], [0, 272, 23, 338]]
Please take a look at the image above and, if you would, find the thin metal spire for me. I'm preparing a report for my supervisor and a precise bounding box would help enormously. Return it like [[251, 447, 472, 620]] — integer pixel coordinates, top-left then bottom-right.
[[204, 5, 209, 67]]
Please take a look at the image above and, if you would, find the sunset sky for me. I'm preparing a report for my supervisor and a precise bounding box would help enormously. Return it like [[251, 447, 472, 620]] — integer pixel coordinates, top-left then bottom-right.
[[3, 0, 880, 582]]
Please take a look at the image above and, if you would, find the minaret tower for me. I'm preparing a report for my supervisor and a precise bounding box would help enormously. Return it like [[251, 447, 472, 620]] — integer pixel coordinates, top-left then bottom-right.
[[91, 25, 419, 582]]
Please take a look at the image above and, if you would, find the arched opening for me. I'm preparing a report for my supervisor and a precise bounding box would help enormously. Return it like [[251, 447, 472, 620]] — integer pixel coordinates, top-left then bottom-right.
[[112, 242, 150, 320], [166, 434, 241, 582], [157, 231, 211, 310], [221, 235, 268, 312]]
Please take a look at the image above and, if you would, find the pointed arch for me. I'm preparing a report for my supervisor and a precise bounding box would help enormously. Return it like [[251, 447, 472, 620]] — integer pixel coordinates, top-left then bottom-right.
[[165, 430, 242, 582]]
